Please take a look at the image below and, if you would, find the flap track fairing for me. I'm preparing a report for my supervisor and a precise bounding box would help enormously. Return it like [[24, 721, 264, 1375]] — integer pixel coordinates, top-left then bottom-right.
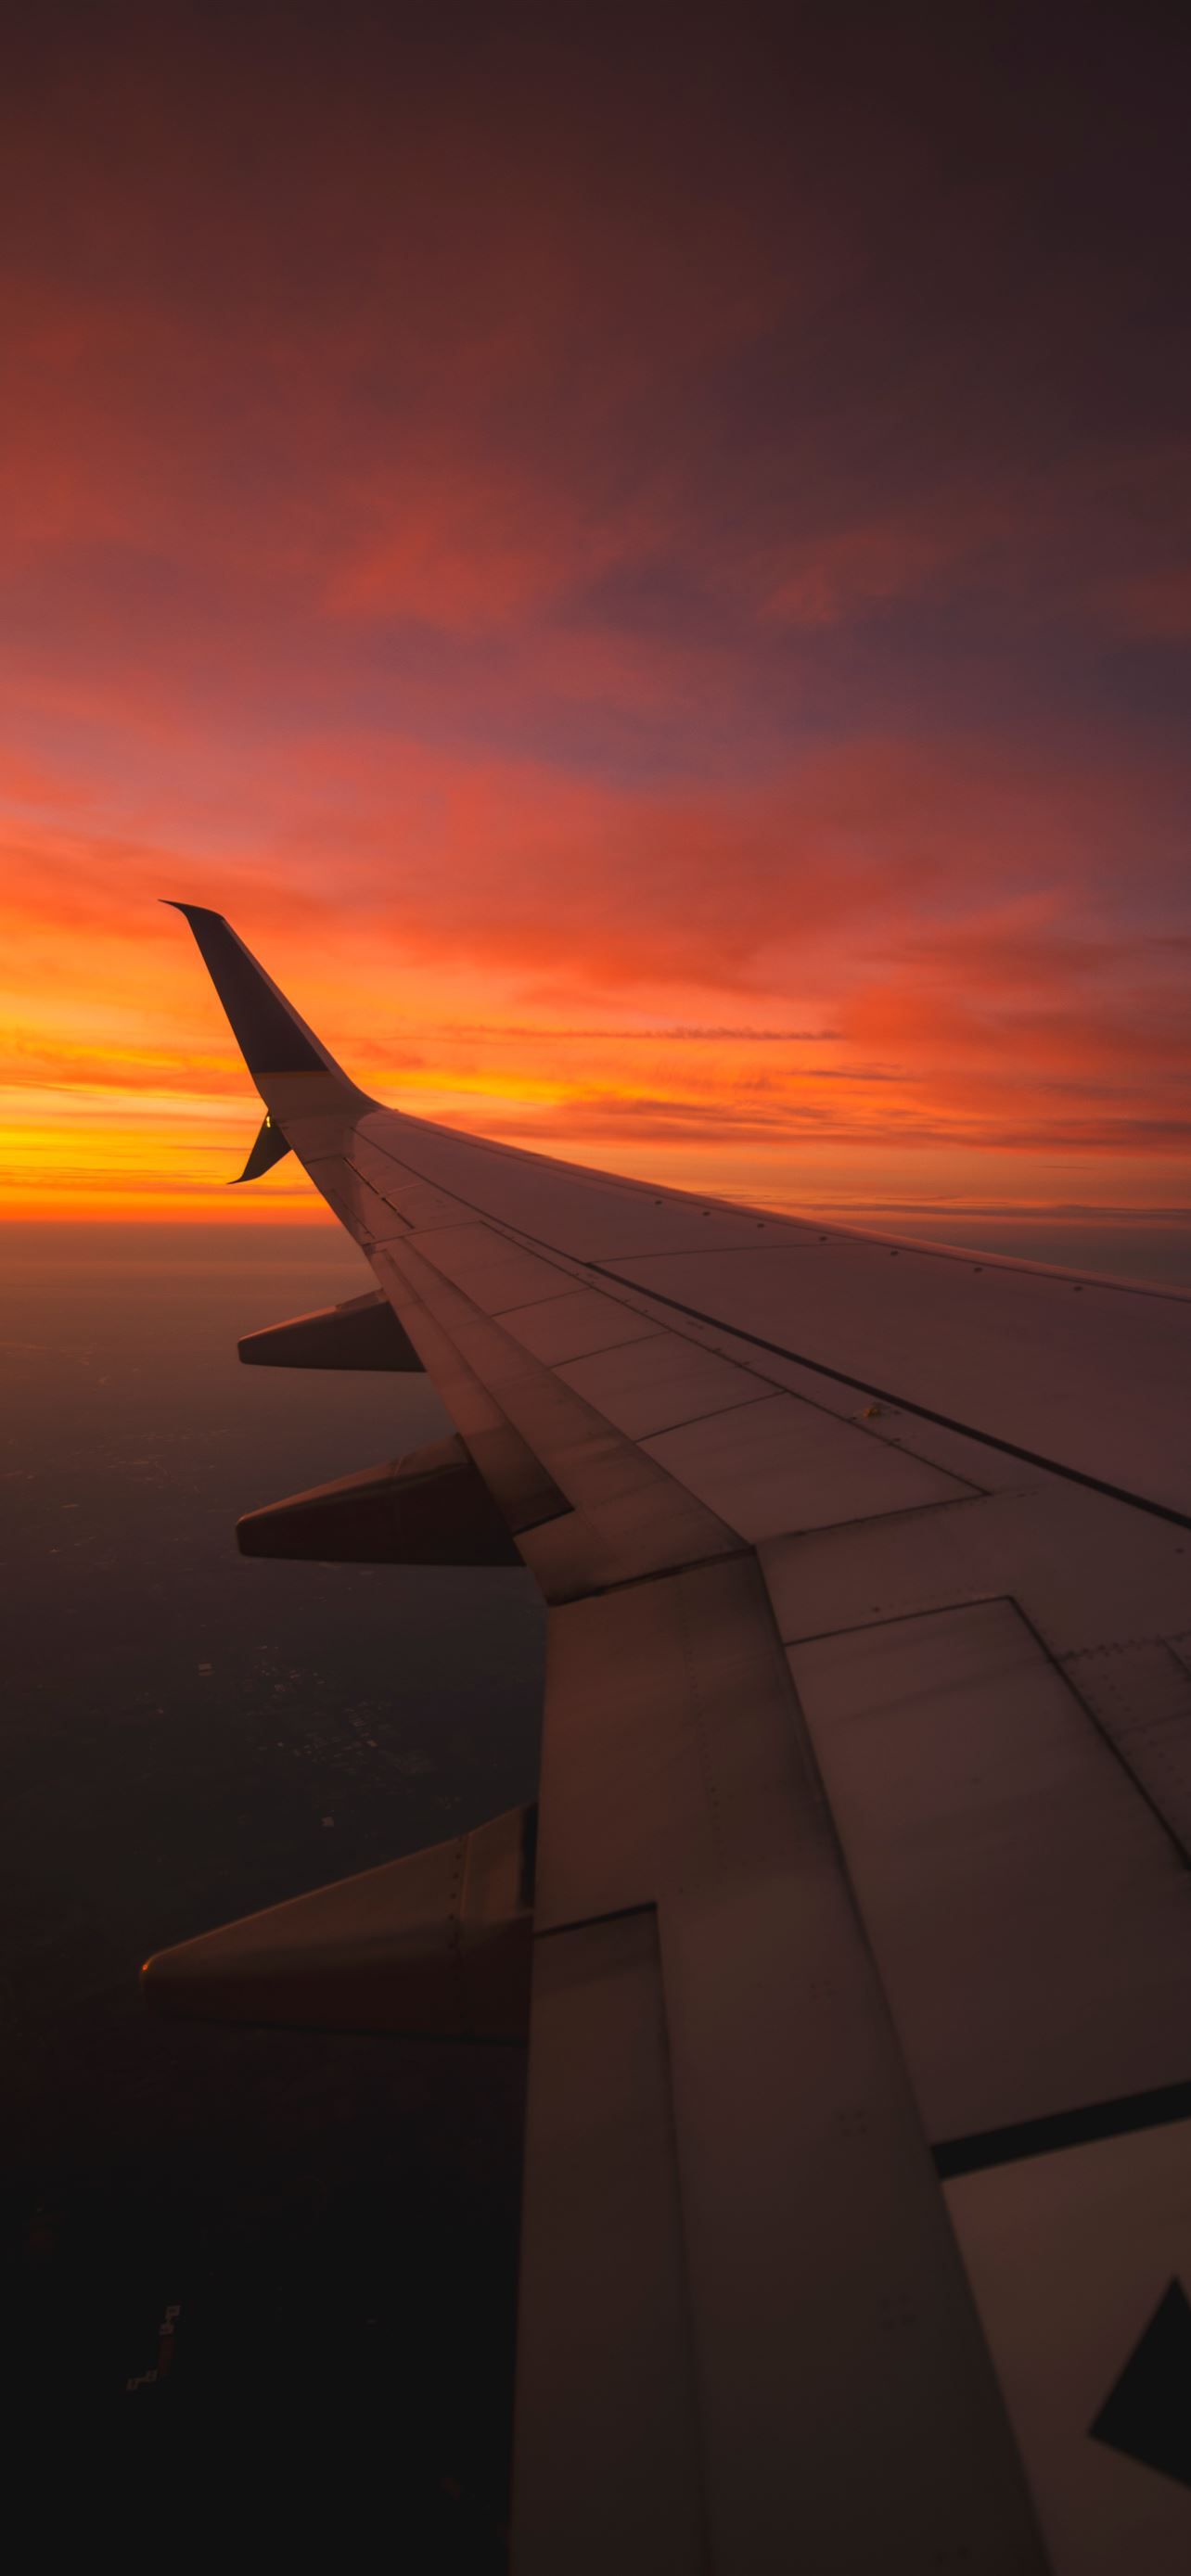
[[142, 1803, 536, 2039], [237, 1289, 424, 1372], [236, 1434, 533, 1565]]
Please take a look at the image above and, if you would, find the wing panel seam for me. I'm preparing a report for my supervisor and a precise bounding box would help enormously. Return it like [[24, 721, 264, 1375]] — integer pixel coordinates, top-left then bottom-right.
[[589, 1264, 1191, 1531]]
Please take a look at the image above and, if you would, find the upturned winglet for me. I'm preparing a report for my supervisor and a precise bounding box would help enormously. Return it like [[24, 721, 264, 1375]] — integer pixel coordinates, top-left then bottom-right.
[[162, 902, 368, 1097], [233, 1110, 293, 1184]]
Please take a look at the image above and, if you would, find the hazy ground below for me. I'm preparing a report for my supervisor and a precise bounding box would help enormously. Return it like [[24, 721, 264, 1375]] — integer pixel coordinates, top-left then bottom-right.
[[1, 1224, 544, 2575]]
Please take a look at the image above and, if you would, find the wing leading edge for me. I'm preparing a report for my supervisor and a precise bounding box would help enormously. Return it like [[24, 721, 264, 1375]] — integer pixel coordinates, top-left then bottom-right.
[[154, 909, 1191, 2575]]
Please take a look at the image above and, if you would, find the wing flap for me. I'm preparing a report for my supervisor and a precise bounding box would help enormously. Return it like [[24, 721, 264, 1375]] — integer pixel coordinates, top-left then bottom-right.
[[514, 1909, 708, 2576], [519, 1555, 1046, 2572]]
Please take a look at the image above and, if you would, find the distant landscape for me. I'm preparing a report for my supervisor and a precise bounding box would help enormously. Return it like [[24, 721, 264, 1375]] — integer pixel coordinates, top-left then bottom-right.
[[2, 1226, 544, 2575]]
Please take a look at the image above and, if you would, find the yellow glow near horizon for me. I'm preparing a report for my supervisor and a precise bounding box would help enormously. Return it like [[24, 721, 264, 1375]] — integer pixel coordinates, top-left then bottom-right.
[[4, 885, 1190, 1224]]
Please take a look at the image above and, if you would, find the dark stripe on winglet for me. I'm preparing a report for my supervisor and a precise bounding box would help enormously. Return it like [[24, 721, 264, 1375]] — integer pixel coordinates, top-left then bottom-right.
[[164, 902, 351, 1081]]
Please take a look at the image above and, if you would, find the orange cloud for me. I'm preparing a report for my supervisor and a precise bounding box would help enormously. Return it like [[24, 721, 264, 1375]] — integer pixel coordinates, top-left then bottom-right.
[[2, 13, 1189, 1219]]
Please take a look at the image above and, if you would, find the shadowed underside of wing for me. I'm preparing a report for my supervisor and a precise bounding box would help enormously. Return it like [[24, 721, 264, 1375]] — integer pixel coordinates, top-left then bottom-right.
[[161, 912, 1191, 2575]]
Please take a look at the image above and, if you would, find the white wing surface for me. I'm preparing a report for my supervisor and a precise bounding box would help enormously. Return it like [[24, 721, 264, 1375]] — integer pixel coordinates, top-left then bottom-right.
[[156, 908, 1191, 2574]]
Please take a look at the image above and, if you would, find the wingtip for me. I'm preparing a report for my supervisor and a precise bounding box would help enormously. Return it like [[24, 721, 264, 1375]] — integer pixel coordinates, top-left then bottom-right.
[[162, 900, 358, 1089], [160, 899, 224, 925]]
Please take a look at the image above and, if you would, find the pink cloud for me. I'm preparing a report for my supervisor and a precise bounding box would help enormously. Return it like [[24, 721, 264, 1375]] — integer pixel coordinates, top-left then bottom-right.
[[3, 13, 1189, 1218]]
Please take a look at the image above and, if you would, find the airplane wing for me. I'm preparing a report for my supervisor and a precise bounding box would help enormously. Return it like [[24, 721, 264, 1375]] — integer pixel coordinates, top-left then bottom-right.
[[150, 906, 1191, 2573]]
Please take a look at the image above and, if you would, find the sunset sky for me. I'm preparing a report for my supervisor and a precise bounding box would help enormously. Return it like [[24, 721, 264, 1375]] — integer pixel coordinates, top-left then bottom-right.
[[3, 6, 1188, 1222]]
